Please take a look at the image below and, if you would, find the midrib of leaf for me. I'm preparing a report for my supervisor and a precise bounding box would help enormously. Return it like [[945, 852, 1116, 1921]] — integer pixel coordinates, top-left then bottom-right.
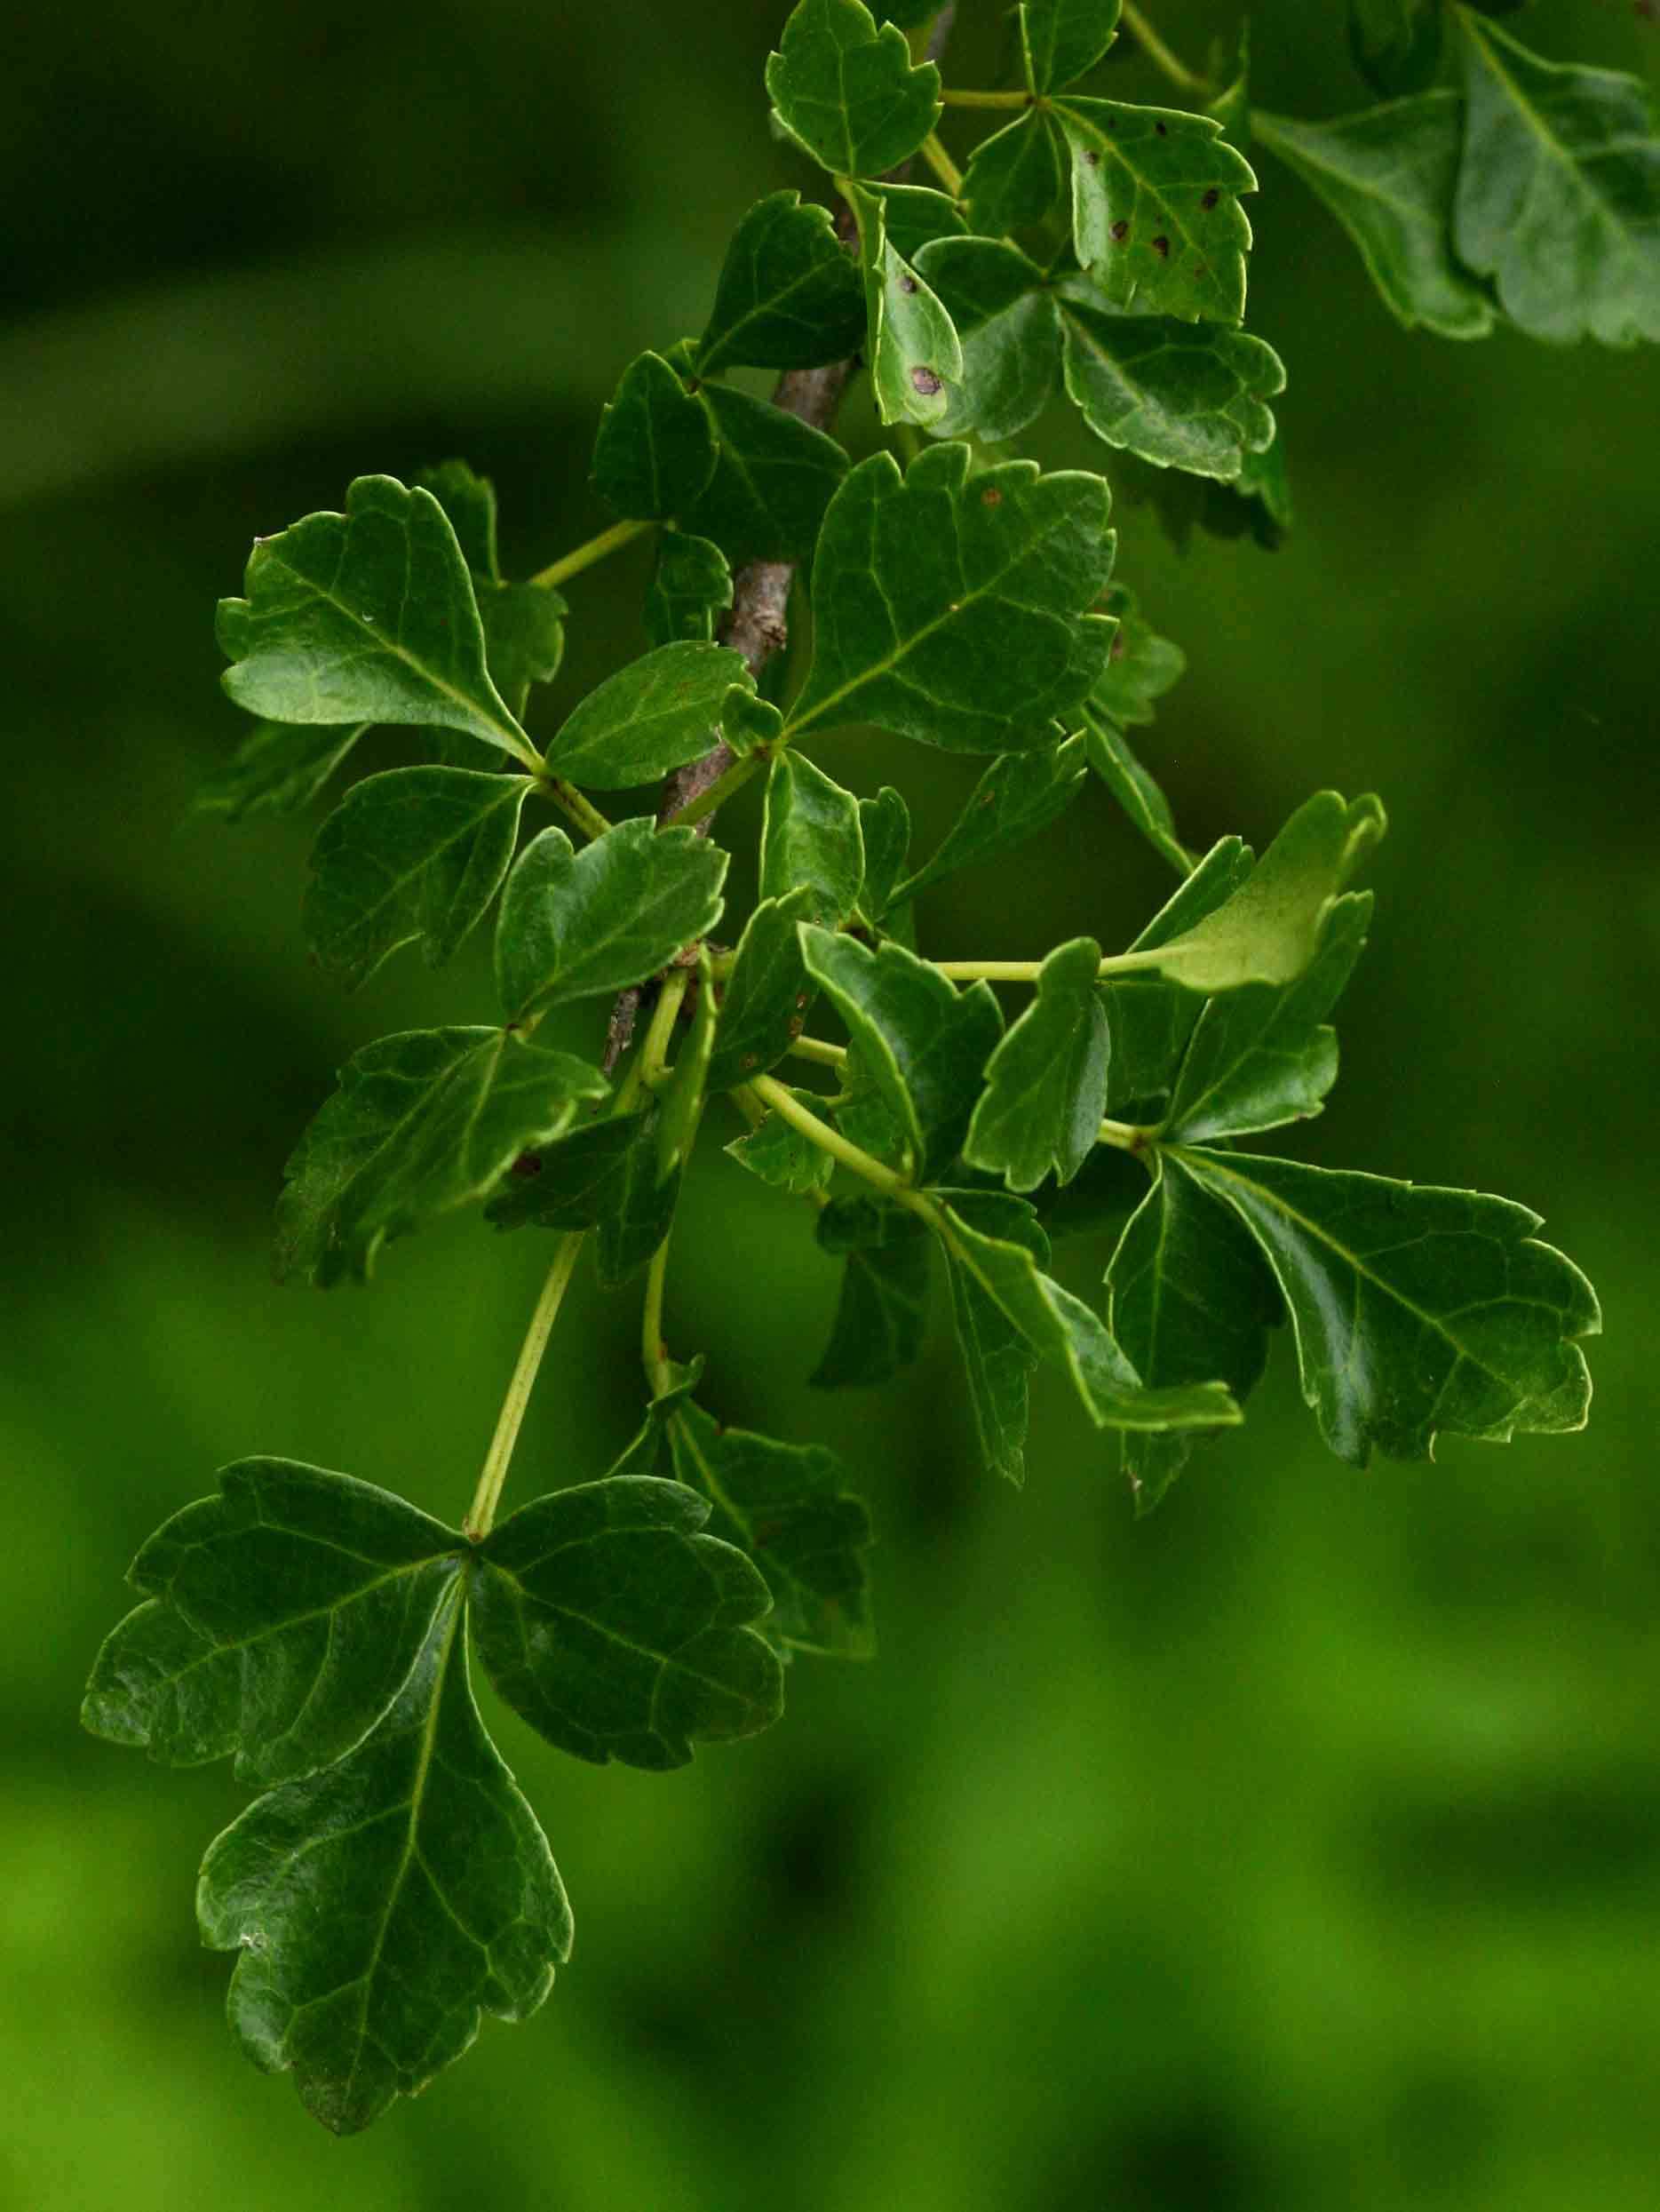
[[1253, 111, 1439, 222], [783, 492, 1084, 739], [484, 1551, 747, 1701], [279, 540, 538, 770], [1457, 10, 1644, 240], [156, 1556, 454, 1687], [703, 256, 838, 373]]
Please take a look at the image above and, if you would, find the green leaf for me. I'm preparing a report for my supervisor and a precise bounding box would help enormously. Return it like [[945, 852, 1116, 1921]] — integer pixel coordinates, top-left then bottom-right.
[[963, 109, 1068, 237], [1057, 282, 1285, 478], [891, 734, 1088, 907], [835, 1042, 910, 1168], [666, 1401, 875, 1656], [704, 887, 819, 1095], [856, 786, 912, 926], [591, 349, 719, 521], [486, 1108, 680, 1288], [540, 641, 753, 790], [964, 936, 1110, 1190], [1128, 790, 1385, 992], [1453, 11, 1660, 346], [1104, 836, 1251, 1116], [303, 767, 528, 988], [216, 475, 536, 767], [645, 533, 733, 647], [760, 752, 866, 927], [195, 721, 366, 823], [727, 1092, 837, 1197], [1084, 716, 1190, 875], [1207, 26, 1252, 144], [417, 458, 501, 577], [698, 190, 866, 373], [197, 1586, 568, 2134], [870, 181, 969, 261], [1053, 97, 1259, 323], [810, 1198, 932, 1387], [1255, 98, 1495, 338], [913, 237, 1061, 443], [787, 443, 1116, 752], [723, 687, 786, 756], [847, 179, 965, 428], [1232, 424, 1294, 543], [1162, 894, 1371, 1141], [935, 1190, 1044, 1484], [601, 1358, 708, 1479], [935, 1198, 1242, 1432], [1349, 0, 1443, 99], [495, 819, 727, 1021], [680, 379, 852, 565], [1092, 582, 1186, 726], [418, 460, 567, 712], [472, 1476, 783, 1767], [81, 1460, 464, 1785], [1021, 0, 1122, 94], [766, 0, 941, 179], [799, 927, 1004, 1181], [1105, 1151, 1283, 1511], [1178, 1147, 1600, 1466], [276, 1027, 609, 1285]]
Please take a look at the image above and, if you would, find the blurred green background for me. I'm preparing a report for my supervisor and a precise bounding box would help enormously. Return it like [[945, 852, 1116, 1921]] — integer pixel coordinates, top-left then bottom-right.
[[5, 3, 1658, 2206]]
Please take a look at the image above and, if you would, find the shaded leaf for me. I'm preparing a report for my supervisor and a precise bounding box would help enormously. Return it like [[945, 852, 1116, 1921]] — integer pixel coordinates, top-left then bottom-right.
[[1455, 9, 1660, 345], [276, 1026, 608, 1285], [962, 108, 1068, 236], [727, 1092, 837, 1196], [799, 927, 1004, 1181], [870, 181, 969, 260], [667, 1401, 875, 1655], [216, 475, 536, 767], [195, 721, 366, 824], [645, 533, 733, 647], [892, 734, 1088, 907], [766, 0, 942, 178], [1179, 1147, 1600, 1465], [1084, 716, 1190, 875], [856, 786, 912, 926], [847, 178, 965, 427], [486, 1108, 680, 1287], [495, 820, 727, 1020], [1021, 0, 1123, 94], [680, 378, 852, 565], [699, 189, 866, 372], [936, 1189, 1045, 1484], [591, 349, 719, 521], [834, 1042, 910, 1168], [1092, 581, 1186, 726], [964, 936, 1110, 1190], [1349, 0, 1443, 99], [760, 752, 866, 927], [810, 1197, 932, 1386], [419, 459, 567, 712], [304, 767, 528, 988], [1104, 836, 1251, 1117], [1058, 282, 1285, 478], [787, 443, 1115, 752], [913, 236, 1061, 443], [540, 641, 753, 790], [705, 887, 819, 1094]]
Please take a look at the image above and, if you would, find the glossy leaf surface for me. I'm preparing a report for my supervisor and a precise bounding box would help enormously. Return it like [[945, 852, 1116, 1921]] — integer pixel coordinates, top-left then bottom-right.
[[1059, 283, 1284, 478], [760, 752, 866, 927], [1104, 837, 1251, 1116], [847, 179, 964, 428], [591, 350, 719, 520], [889, 733, 1088, 908], [1021, 0, 1122, 94], [698, 189, 867, 372], [681, 378, 851, 565], [962, 110, 1067, 236], [704, 887, 819, 1095], [915, 236, 1061, 444], [964, 937, 1110, 1190], [541, 641, 752, 790], [937, 1190, 1044, 1484], [766, 0, 941, 179]]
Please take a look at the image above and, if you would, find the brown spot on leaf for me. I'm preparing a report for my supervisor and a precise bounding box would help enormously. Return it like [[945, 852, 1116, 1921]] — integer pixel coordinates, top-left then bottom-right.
[[1084, 148, 1100, 166], [510, 1152, 543, 1179], [981, 485, 1003, 506], [740, 1051, 759, 1071], [1202, 188, 1219, 211], [1152, 235, 1170, 258], [1156, 121, 1167, 136], [899, 273, 919, 295], [1110, 631, 1126, 660], [787, 1016, 804, 1038], [909, 364, 943, 396], [1109, 219, 1129, 243]]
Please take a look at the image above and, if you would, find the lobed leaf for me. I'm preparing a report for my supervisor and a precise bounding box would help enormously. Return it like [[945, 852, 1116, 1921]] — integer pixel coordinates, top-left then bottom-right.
[[760, 752, 866, 927], [846, 179, 965, 428], [698, 189, 867, 373], [727, 1092, 837, 1197], [936, 1190, 1045, 1484], [964, 936, 1110, 1191], [1091, 582, 1186, 728], [810, 1197, 932, 1388], [962, 109, 1068, 236], [1021, 0, 1123, 95], [486, 1107, 680, 1288], [1057, 282, 1285, 480], [540, 640, 753, 790], [914, 237, 1062, 444], [889, 733, 1088, 908], [856, 785, 912, 927], [195, 721, 366, 823], [418, 459, 567, 712], [704, 887, 820, 1095], [870, 181, 969, 260], [591, 350, 719, 521], [766, 0, 941, 179], [1104, 836, 1251, 1116], [679, 376, 852, 565]]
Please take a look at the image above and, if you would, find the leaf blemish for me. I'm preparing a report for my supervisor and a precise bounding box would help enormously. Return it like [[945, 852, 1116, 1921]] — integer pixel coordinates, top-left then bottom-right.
[[1152, 235, 1170, 259], [910, 366, 943, 396], [1110, 219, 1129, 243], [981, 486, 1003, 505], [1202, 188, 1219, 211], [1084, 149, 1100, 166], [900, 273, 919, 295], [1155, 121, 1167, 137]]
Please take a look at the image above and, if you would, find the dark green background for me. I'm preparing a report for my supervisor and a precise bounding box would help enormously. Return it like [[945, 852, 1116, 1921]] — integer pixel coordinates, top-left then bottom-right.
[[5, 4, 1657, 2205]]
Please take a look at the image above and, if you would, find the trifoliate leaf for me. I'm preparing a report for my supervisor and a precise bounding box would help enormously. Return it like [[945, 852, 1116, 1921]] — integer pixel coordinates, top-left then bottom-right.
[[727, 1093, 837, 1197], [799, 927, 1004, 1182], [760, 752, 866, 927], [786, 443, 1116, 752], [1178, 1147, 1601, 1465], [1084, 717, 1190, 875], [846, 179, 965, 428], [195, 721, 366, 822], [934, 1198, 1243, 1432], [1057, 282, 1284, 478], [810, 1197, 932, 1387], [892, 734, 1089, 908], [216, 475, 536, 767], [680, 378, 852, 565], [666, 1400, 875, 1656], [913, 236, 1062, 443], [1021, 0, 1122, 94], [495, 820, 727, 1021], [698, 190, 867, 372], [1162, 894, 1371, 1142], [592, 349, 719, 521], [1455, 10, 1660, 345], [276, 1027, 609, 1285], [1349, 0, 1443, 99], [1255, 98, 1495, 338], [870, 181, 969, 260], [967, 111, 1068, 236], [1103, 836, 1252, 1117], [964, 937, 1110, 1191], [1092, 582, 1186, 727], [1125, 790, 1384, 992], [471, 1476, 784, 1767], [82, 1460, 464, 1785], [766, 0, 942, 179], [1105, 1151, 1283, 1512], [705, 887, 819, 1094], [197, 1586, 568, 2135], [645, 533, 733, 647], [856, 786, 912, 927], [936, 1190, 1044, 1484], [486, 1108, 680, 1288], [540, 641, 753, 790], [1053, 97, 1259, 323], [303, 767, 528, 988]]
